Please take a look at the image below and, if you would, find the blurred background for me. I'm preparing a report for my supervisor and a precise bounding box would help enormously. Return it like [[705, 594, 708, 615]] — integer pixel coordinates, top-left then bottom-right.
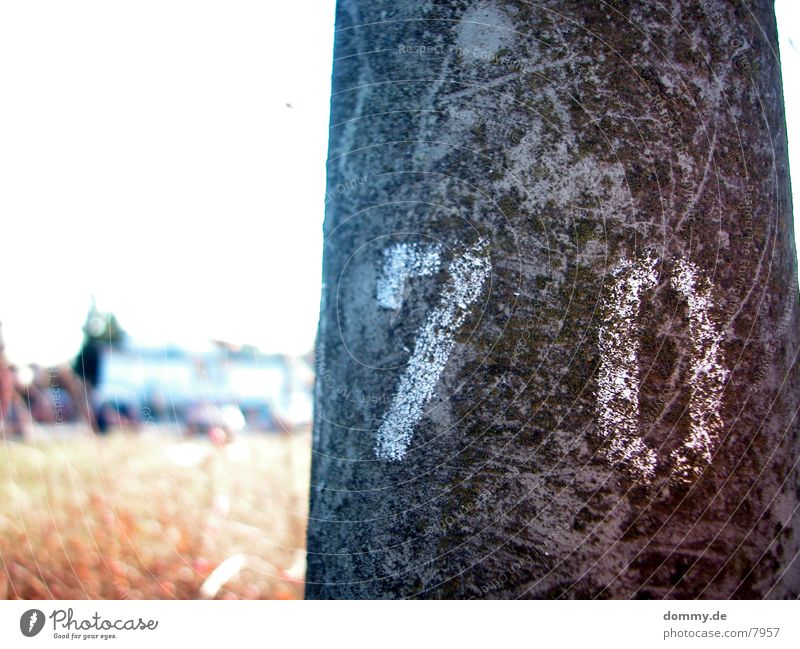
[[0, 0, 798, 599], [0, 0, 334, 600]]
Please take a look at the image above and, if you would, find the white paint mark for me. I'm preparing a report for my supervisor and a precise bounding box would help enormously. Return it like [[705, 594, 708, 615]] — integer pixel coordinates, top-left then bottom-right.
[[669, 258, 728, 482], [375, 238, 491, 461], [596, 253, 728, 483], [596, 252, 659, 480], [376, 242, 442, 310]]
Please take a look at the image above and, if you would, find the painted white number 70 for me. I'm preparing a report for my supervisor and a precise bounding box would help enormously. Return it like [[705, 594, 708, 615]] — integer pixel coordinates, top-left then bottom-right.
[[374, 238, 491, 461]]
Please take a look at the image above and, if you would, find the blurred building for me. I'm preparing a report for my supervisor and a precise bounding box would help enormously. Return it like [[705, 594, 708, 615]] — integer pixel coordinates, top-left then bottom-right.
[[94, 338, 314, 432]]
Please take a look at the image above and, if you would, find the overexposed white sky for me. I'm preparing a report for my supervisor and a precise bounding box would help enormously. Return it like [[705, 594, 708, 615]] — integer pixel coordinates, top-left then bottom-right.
[[776, 0, 800, 274], [0, 1, 798, 366], [0, 1, 335, 364]]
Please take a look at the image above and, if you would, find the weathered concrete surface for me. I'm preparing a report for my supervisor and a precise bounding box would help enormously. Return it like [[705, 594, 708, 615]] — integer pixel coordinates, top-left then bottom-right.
[[305, 0, 800, 599]]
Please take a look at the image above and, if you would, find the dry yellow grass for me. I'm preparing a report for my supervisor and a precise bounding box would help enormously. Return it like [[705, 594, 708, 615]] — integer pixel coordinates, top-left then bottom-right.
[[0, 430, 310, 599]]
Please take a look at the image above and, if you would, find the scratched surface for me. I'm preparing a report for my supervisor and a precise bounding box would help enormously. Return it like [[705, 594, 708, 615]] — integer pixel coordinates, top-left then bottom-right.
[[306, 0, 800, 599]]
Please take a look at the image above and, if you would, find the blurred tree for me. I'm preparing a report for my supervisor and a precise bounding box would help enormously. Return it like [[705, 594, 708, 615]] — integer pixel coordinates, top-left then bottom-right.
[[0, 323, 28, 437], [306, 0, 800, 598], [68, 300, 126, 432], [73, 299, 126, 389]]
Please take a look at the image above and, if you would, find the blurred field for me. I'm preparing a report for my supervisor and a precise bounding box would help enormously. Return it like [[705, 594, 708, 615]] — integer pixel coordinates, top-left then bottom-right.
[[0, 430, 310, 599]]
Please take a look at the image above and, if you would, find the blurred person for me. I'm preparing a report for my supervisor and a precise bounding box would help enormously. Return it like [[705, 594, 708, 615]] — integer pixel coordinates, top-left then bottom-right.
[[50, 364, 97, 431]]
